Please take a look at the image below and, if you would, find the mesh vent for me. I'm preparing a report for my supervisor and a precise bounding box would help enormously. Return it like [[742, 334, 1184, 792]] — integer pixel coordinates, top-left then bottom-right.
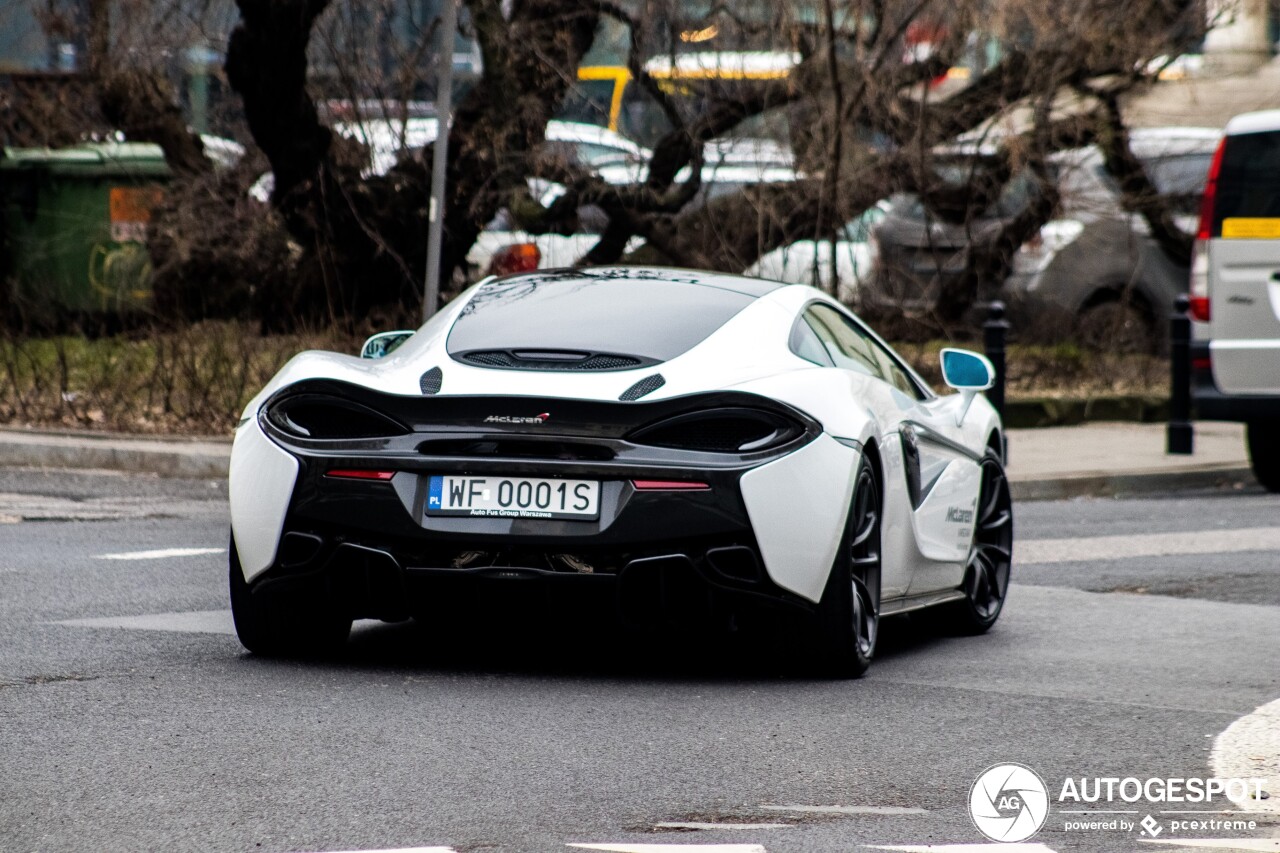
[[620, 374, 666, 401], [459, 350, 644, 371], [419, 367, 443, 395]]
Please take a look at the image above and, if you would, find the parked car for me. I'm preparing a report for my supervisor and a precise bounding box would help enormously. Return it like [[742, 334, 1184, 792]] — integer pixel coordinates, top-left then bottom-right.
[[335, 117, 651, 176], [472, 158, 798, 275], [864, 127, 1222, 351], [1189, 110, 1280, 491], [745, 202, 890, 302], [228, 267, 1010, 677]]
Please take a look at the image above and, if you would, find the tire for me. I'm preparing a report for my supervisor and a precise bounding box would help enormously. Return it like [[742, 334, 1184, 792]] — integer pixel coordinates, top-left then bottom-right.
[[1247, 421, 1280, 493], [812, 458, 882, 678], [943, 449, 1014, 635], [228, 533, 352, 657], [1076, 297, 1156, 355]]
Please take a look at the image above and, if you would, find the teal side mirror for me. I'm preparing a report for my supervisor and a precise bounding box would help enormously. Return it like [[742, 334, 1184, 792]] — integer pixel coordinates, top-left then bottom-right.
[[360, 330, 415, 359], [940, 348, 995, 391], [939, 348, 995, 425]]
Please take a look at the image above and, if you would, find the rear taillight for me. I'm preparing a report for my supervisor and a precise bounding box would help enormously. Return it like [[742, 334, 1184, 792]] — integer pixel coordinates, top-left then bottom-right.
[[631, 480, 711, 491], [487, 242, 541, 277], [1189, 138, 1225, 324], [1189, 239, 1211, 322], [326, 469, 396, 481], [1196, 138, 1226, 242]]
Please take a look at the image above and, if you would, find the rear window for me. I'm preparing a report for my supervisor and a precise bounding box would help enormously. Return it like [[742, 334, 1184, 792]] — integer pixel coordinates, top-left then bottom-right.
[[447, 270, 767, 364], [1214, 130, 1280, 233]]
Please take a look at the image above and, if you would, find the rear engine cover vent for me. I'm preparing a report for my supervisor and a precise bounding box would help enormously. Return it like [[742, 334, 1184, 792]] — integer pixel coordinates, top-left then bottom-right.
[[629, 408, 804, 454], [420, 367, 443, 395], [458, 349, 647, 371], [266, 395, 409, 440], [620, 374, 665, 401]]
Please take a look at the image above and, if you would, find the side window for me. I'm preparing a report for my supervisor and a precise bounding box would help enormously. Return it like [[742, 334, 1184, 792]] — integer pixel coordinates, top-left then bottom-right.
[[805, 303, 927, 399], [789, 315, 835, 366], [804, 305, 885, 380]]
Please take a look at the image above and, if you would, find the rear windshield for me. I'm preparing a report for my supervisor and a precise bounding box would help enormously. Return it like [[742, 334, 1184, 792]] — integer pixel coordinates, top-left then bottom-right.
[[447, 270, 766, 363], [1214, 130, 1280, 234]]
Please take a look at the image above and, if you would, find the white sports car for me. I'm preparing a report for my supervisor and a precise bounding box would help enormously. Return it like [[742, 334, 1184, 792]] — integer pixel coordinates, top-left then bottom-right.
[[228, 267, 1012, 676]]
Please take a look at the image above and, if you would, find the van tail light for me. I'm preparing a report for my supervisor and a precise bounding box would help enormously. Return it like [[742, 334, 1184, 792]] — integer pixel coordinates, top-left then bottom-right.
[[1188, 138, 1224, 324], [487, 243, 541, 277], [1196, 138, 1225, 242], [1189, 238, 1210, 322]]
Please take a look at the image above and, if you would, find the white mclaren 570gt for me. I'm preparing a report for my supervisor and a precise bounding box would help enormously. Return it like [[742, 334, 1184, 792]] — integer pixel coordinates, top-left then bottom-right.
[[228, 267, 1012, 676]]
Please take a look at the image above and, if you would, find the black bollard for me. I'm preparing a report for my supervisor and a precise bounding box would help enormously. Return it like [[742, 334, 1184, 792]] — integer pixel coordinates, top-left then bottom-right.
[[1167, 294, 1194, 455], [984, 301, 1010, 462], [983, 301, 1009, 420]]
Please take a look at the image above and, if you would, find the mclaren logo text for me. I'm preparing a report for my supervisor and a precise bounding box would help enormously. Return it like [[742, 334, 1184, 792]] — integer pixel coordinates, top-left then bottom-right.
[[484, 413, 551, 425], [946, 506, 974, 524]]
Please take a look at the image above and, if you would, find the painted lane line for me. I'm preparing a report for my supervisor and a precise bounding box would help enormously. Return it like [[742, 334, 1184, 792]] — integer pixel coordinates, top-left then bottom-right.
[[95, 547, 226, 560], [865, 845, 1059, 852], [569, 845, 768, 853], [1212, 696, 1280, 815], [298, 848, 460, 853], [54, 610, 236, 635], [1017, 526, 1280, 565], [653, 823, 789, 831], [761, 804, 928, 816], [1138, 841, 1280, 850]]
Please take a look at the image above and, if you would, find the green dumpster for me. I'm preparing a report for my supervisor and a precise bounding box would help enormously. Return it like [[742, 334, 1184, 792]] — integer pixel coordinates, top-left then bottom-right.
[[1, 142, 171, 320]]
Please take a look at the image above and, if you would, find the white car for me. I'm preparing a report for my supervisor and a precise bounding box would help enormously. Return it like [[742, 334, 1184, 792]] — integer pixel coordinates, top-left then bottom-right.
[[745, 201, 890, 302], [227, 267, 1012, 677], [334, 117, 651, 177]]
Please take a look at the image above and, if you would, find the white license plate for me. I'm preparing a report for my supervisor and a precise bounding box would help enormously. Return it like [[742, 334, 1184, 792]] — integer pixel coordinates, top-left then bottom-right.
[[425, 475, 600, 520]]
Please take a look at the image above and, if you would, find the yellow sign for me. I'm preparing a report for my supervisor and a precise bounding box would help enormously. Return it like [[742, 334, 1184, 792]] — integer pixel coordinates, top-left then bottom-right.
[[1222, 218, 1280, 239]]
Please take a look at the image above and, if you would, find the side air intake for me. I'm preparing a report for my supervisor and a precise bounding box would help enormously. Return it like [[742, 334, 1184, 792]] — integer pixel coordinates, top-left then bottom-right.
[[420, 367, 443, 395], [620, 374, 665, 401]]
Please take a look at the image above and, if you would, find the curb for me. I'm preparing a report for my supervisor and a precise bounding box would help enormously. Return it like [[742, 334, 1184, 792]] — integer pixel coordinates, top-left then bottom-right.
[[1010, 466, 1256, 501], [0, 429, 230, 480]]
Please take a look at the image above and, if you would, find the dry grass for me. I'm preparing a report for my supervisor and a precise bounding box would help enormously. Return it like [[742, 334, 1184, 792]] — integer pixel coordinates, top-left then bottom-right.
[[0, 322, 361, 436], [0, 325, 1169, 436]]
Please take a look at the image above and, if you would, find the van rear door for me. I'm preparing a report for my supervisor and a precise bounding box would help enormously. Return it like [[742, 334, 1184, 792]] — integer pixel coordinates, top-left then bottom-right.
[[1209, 125, 1280, 394]]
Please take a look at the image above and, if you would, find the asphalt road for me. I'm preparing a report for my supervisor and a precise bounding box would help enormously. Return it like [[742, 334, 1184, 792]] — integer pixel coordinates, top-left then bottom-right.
[[1, 468, 1278, 853]]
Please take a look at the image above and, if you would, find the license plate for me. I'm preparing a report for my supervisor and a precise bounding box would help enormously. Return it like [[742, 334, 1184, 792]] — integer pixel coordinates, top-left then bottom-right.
[[425, 475, 600, 520]]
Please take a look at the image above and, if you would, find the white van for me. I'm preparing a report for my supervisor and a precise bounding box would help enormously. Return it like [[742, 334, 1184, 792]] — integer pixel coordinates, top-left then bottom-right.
[[1190, 109, 1280, 491]]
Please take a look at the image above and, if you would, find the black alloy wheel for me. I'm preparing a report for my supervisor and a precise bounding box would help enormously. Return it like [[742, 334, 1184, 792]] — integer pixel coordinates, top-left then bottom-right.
[[814, 459, 882, 678], [945, 449, 1013, 634]]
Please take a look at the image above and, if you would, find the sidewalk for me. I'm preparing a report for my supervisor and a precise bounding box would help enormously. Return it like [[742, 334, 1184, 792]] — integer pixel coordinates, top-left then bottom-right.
[[0, 421, 1256, 500]]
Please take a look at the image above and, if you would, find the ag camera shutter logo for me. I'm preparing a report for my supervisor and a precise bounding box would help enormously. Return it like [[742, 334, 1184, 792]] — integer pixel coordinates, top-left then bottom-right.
[[969, 763, 1050, 842]]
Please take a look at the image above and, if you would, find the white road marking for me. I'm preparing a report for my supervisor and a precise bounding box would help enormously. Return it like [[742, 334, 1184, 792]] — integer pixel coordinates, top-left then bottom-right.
[[54, 610, 236, 635], [1138, 841, 1280, 850], [652, 823, 789, 831], [569, 845, 768, 853], [761, 804, 928, 816], [299, 848, 459, 853], [1017, 526, 1280, 565], [95, 547, 226, 561], [1211, 696, 1280, 814], [865, 845, 1059, 852]]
